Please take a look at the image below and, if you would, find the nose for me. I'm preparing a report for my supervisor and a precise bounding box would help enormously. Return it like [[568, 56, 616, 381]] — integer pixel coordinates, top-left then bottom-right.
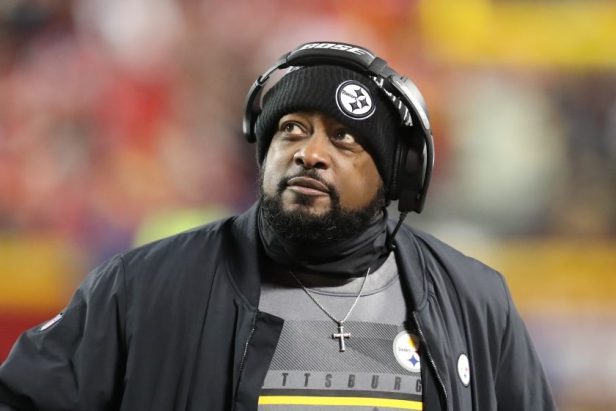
[[293, 131, 331, 170]]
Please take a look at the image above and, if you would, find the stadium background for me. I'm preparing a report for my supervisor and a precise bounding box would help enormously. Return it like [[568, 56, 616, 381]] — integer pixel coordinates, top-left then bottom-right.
[[0, 0, 614, 409]]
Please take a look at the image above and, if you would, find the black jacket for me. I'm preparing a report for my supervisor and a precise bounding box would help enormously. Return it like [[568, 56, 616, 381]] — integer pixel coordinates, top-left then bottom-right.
[[0, 205, 556, 410]]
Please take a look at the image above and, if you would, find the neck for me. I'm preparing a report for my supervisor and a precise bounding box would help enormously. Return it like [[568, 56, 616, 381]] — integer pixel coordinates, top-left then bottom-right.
[[258, 205, 390, 277]]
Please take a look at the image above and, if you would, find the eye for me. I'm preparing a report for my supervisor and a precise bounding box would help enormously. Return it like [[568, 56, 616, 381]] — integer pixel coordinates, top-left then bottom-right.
[[280, 121, 305, 136], [333, 129, 357, 145]]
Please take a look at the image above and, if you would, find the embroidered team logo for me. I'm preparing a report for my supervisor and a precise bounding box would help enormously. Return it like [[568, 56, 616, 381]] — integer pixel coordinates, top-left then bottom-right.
[[393, 331, 421, 373], [336, 80, 375, 119]]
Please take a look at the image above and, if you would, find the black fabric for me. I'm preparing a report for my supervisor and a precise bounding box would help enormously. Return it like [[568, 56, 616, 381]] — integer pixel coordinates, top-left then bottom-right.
[[0, 204, 556, 410], [234, 312, 283, 411], [257, 206, 389, 277], [255, 65, 400, 188], [421, 352, 446, 410]]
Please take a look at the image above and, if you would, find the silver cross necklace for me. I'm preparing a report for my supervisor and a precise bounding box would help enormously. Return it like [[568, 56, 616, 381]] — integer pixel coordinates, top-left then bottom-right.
[[288, 267, 370, 352]]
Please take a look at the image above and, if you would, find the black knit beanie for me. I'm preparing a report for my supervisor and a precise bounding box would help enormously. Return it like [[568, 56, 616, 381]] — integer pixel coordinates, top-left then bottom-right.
[[255, 65, 400, 188]]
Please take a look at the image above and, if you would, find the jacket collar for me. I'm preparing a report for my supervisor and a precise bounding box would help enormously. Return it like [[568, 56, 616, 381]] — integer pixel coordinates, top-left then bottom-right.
[[226, 203, 264, 308], [226, 203, 427, 311], [391, 220, 428, 311]]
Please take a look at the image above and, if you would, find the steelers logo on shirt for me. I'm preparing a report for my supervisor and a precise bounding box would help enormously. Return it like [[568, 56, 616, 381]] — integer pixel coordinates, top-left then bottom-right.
[[393, 331, 421, 373]]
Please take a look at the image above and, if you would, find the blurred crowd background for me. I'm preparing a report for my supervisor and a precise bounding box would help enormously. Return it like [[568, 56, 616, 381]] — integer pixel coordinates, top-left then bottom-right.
[[0, 0, 614, 410]]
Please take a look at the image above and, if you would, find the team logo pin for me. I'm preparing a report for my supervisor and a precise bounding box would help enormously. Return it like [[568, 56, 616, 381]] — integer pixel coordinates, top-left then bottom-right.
[[457, 353, 471, 386], [336, 80, 375, 119], [393, 331, 421, 373]]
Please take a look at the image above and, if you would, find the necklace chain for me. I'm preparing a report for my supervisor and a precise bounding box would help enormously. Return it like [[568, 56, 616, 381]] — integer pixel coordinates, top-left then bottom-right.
[[288, 267, 371, 326]]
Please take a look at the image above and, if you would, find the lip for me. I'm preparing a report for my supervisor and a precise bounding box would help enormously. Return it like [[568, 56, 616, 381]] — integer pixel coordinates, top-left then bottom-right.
[[286, 176, 330, 196]]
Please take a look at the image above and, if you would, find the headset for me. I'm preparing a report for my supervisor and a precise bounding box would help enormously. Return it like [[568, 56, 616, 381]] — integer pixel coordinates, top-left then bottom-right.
[[243, 41, 434, 214]]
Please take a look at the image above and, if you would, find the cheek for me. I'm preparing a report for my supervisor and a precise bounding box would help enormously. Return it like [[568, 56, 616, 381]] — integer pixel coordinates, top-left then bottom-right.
[[261, 149, 289, 196], [338, 159, 382, 208], [261, 161, 278, 196]]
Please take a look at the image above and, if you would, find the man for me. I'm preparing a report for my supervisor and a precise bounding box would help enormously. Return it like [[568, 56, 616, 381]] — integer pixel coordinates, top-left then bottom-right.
[[0, 41, 555, 410]]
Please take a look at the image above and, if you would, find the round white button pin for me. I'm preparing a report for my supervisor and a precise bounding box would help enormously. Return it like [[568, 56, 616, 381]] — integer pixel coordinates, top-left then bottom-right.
[[457, 353, 471, 386]]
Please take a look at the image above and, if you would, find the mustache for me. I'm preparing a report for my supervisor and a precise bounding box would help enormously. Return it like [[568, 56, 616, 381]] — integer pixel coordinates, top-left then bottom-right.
[[278, 169, 338, 198]]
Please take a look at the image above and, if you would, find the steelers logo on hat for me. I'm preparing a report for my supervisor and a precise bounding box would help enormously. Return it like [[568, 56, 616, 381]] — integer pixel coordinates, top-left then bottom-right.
[[336, 80, 375, 120]]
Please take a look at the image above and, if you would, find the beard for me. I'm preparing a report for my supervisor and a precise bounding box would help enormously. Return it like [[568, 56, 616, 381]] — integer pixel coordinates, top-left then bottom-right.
[[259, 167, 386, 243]]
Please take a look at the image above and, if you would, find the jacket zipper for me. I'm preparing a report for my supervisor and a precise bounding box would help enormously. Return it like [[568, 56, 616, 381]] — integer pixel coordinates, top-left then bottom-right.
[[232, 314, 257, 411], [413, 311, 448, 409]]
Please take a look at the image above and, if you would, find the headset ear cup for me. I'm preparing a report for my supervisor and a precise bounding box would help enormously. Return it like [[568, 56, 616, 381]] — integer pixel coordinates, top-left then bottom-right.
[[388, 140, 403, 201], [243, 80, 265, 143], [396, 133, 426, 213]]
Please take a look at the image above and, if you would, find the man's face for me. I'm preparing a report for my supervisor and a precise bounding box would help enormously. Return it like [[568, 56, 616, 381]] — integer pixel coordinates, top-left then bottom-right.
[[260, 111, 385, 242]]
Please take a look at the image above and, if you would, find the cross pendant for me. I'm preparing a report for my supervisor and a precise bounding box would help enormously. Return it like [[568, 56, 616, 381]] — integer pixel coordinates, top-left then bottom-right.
[[332, 324, 351, 352]]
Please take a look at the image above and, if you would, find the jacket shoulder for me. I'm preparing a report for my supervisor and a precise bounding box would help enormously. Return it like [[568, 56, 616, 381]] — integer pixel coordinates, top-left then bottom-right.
[[120, 217, 232, 269], [403, 226, 510, 311]]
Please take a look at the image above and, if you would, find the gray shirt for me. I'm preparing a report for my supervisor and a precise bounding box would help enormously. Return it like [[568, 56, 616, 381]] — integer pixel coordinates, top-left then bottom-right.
[[258, 253, 423, 411]]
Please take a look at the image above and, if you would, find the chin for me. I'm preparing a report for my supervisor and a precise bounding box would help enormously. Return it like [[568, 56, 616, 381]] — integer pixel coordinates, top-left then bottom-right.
[[281, 192, 331, 215], [283, 202, 331, 217]]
